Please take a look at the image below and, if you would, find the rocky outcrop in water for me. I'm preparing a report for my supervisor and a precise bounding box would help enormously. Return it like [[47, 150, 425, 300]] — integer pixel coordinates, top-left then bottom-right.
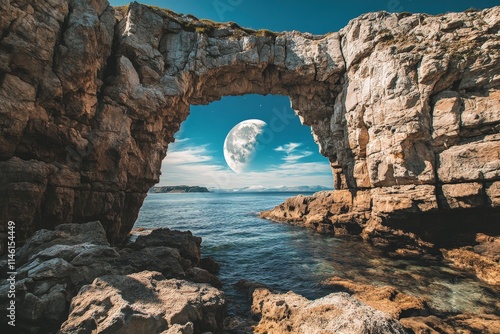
[[0, 221, 224, 334], [0, 0, 499, 255], [321, 277, 429, 319], [320, 277, 500, 334], [441, 234, 500, 285], [260, 190, 500, 282]]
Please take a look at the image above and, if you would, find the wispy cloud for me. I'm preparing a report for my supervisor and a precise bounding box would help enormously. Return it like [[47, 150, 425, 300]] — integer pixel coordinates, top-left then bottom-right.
[[275, 142, 301, 154], [275, 142, 313, 163], [165, 146, 212, 164], [283, 151, 313, 163]]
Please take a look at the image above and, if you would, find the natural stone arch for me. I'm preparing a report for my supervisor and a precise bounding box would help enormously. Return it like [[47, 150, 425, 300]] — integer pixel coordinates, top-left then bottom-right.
[[1, 0, 499, 251], [103, 2, 355, 236], [0, 1, 350, 246]]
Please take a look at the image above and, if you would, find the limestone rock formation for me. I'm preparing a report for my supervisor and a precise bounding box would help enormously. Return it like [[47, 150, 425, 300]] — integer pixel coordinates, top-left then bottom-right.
[[0, 0, 499, 258], [60, 271, 225, 334], [441, 233, 500, 285], [250, 288, 406, 333], [320, 277, 500, 333], [320, 277, 428, 319], [0, 221, 223, 333], [260, 5, 500, 264]]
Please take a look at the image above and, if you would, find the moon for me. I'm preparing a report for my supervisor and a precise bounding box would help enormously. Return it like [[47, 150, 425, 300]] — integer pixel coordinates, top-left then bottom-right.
[[224, 119, 269, 173]]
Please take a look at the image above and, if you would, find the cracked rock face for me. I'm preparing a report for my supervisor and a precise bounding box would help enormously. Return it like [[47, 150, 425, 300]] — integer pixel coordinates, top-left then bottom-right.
[[0, 1, 499, 247]]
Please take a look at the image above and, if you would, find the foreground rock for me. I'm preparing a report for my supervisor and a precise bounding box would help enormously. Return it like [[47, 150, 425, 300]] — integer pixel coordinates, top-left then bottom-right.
[[0, 222, 224, 334], [60, 271, 225, 334], [321, 277, 428, 319], [251, 289, 406, 333], [321, 277, 500, 334], [1, 0, 499, 254], [401, 313, 500, 334]]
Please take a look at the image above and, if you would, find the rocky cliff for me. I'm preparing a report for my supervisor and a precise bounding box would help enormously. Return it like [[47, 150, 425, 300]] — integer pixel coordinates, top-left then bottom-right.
[[0, 1, 499, 250]]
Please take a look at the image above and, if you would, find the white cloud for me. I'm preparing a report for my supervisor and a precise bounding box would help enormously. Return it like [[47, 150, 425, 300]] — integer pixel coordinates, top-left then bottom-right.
[[283, 151, 313, 163], [275, 142, 315, 164], [275, 142, 301, 154], [165, 146, 212, 164]]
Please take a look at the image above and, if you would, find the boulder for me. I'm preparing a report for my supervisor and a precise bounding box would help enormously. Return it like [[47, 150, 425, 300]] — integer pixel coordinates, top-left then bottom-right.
[[199, 257, 221, 274], [186, 267, 223, 289], [251, 289, 406, 333], [133, 228, 202, 264], [60, 271, 225, 334]]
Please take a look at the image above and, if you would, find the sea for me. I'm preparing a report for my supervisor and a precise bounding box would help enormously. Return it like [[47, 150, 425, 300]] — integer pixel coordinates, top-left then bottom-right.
[[135, 192, 499, 317]]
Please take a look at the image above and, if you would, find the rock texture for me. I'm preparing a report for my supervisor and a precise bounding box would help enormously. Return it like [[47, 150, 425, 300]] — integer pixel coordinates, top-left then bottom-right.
[[259, 6, 500, 263], [320, 277, 428, 319], [250, 288, 406, 333], [441, 233, 500, 285], [0, 1, 499, 255], [0, 221, 224, 334], [60, 271, 225, 334], [321, 277, 500, 333]]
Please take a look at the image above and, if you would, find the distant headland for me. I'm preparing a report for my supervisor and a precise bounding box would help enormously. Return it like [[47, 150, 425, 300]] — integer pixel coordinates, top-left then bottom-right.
[[150, 185, 210, 193]]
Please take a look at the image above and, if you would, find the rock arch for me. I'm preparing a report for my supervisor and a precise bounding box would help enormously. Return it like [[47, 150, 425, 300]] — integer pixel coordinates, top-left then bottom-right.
[[1, 1, 499, 249]]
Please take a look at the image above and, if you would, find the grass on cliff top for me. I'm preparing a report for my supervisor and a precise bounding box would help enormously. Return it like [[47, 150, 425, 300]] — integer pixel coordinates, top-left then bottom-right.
[[134, 4, 281, 39]]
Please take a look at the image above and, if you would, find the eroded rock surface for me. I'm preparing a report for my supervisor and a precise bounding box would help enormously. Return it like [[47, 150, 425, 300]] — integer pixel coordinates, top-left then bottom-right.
[[320, 277, 500, 333], [260, 5, 500, 271], [60, 271, 225, 334], [0, 222, 223, 334], [1, 0, 499, 251], [442, 234, 500, 285], [320, 277, 428, 319], [251, 288, 406, 334]]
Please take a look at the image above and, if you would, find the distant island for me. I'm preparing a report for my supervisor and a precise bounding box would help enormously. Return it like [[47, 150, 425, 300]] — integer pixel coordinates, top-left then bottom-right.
[[210, 185, 333, 193], [150, 186, 210, 193]]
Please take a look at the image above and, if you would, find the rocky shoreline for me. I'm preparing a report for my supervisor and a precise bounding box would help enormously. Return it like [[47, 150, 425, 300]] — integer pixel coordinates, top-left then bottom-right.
[[0, 222, 225, 334], [2, 221, 499, 334], [260, 191, 500, 285]]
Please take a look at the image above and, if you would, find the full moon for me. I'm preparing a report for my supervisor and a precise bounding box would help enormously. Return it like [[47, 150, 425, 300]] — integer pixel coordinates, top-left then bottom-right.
[[224, 119, 269, 173]]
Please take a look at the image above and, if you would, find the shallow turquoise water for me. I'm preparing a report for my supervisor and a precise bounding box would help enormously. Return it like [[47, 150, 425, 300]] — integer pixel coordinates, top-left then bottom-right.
[[135, 192, 499, 316]]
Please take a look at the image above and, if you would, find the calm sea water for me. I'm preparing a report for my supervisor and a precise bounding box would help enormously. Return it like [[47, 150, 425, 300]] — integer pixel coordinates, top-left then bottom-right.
[[135, 192, 499, 316]]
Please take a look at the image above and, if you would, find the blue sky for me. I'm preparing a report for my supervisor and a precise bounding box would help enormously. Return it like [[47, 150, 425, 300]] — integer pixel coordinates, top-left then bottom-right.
[[161, 95, 332, 190], [109, 0, 498, 189]]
